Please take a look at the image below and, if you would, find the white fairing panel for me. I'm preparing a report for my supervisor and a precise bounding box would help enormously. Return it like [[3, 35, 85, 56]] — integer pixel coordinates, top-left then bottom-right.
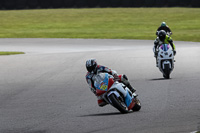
[[108, 82, 127, 97], [162, 60, 171, 69], [157, 44, 174, 73]]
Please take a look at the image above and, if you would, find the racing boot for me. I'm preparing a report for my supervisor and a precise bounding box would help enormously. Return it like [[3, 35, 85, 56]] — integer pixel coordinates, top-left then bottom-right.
[[126, 83, 136, 93], [121, 75, 136, 93]]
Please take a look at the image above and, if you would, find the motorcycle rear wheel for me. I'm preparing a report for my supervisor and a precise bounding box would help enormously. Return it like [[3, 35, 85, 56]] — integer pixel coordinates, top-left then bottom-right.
[[109, 93, 129, 114]]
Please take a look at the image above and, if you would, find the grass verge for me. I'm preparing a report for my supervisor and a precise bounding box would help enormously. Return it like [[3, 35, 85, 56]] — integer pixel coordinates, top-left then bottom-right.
[[0, 8, 200, 42], [0, 51, 25, 55]]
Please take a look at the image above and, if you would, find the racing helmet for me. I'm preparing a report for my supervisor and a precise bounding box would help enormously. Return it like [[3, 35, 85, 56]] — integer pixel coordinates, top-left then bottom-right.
[[86, 59, 97, 73], [161, 22, 166, 27], [158, 30, 166, 41]]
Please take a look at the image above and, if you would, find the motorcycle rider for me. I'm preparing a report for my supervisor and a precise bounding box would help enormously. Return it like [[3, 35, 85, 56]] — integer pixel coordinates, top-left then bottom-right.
[[156, 22, 172, 36], [85, 59, 136, 106], [154, 30, 176, 66]]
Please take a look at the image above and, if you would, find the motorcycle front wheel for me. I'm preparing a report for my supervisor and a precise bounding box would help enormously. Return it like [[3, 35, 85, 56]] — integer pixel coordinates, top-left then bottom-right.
[[132, 98, 141, 111], [163, 64, 170, 79], [108, 93, 129, 114]]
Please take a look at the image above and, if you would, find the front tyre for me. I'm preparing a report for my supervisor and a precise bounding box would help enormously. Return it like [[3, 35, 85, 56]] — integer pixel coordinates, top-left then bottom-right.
[[108, 93, 129, 114], [163, 64, 170, 79], [132, 98, 141, 111]]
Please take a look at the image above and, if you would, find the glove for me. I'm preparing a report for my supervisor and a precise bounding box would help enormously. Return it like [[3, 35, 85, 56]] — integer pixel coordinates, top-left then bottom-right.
[[173, 50, 176, 56], [113, 74, 120, 81], [156, 31, 159, 36]]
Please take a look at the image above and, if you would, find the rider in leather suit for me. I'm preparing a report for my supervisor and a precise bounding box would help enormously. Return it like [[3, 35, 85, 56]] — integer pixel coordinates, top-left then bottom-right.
[[156, 22, 172, 36], [85, 59, 136, 107], [154, 30, 176, 66]]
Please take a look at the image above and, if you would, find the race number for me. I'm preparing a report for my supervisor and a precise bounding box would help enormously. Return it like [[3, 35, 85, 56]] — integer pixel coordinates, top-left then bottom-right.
[[100, 84, 107, 91]]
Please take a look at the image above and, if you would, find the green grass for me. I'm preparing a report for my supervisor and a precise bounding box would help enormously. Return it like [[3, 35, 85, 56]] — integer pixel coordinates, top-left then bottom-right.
[[0, 8, 200, 42], [0, 51, 25, 55]]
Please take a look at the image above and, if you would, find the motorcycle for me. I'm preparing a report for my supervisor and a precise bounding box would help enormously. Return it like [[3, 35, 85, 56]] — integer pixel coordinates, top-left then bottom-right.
[[94, 73, 141, 113], [166, 32, 172, 37], [156, 43, 175, 79], [156, 31, 172, 37]]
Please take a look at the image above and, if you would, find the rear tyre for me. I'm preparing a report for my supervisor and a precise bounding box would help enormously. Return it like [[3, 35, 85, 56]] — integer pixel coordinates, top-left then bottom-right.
[[108, 93, 129, 114], [132, 98, 141, 111]]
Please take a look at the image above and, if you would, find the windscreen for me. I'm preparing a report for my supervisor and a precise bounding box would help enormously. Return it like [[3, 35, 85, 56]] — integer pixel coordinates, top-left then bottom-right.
[[94, 73, 109, 91], [160, 44, 170, 51]]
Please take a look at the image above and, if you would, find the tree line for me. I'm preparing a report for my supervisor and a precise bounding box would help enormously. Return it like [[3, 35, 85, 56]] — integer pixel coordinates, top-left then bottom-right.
[[0, 0, 200, 9]]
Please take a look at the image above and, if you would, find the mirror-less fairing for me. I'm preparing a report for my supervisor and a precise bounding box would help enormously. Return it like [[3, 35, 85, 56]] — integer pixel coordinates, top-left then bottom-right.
[[157, 44, 175, 79]]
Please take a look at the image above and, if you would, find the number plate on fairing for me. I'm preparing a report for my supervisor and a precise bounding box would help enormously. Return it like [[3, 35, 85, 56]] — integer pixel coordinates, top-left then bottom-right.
[[100, 84, 108, 91], [94, 73, 109, 91]]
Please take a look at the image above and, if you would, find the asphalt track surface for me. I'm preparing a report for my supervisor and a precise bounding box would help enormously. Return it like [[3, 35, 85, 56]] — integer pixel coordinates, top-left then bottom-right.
[[0, 38, 200, 133]]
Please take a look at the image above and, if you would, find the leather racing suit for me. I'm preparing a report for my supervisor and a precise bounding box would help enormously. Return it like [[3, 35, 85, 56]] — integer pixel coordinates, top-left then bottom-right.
[[154, 35, 176, 57], [85, 65, 135, 107], [156, 25, 172, 36]]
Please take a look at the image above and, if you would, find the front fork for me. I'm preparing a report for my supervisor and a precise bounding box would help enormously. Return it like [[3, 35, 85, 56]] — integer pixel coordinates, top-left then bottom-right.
[[107, 83, 135, 108]]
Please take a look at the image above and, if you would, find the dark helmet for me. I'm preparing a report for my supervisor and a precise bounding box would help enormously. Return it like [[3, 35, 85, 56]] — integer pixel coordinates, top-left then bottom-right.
[[161, 22, 166, 27], [158, 30, 166, 41], [86, 59, 97, 73]]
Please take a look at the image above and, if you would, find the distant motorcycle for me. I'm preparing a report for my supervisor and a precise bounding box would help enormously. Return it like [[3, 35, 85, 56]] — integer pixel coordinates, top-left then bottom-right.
[[94, 73, 141, 113], [156, 31, 172, 37], [156, 43, 175, 79], [166, 32, 172, 37]]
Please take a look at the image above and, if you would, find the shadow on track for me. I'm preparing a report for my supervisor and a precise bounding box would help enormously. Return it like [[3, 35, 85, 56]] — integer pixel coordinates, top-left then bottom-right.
[[149, 78, 171, 81], [78, 112, 122, 117]]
